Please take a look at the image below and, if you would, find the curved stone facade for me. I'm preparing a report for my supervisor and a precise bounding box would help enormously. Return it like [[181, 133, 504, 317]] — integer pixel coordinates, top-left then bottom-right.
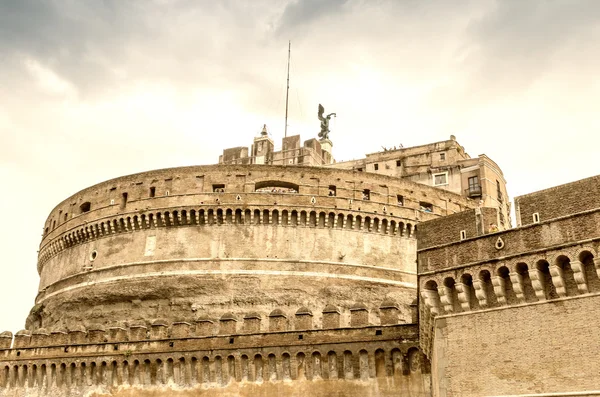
[[32, 165, 474, 331]]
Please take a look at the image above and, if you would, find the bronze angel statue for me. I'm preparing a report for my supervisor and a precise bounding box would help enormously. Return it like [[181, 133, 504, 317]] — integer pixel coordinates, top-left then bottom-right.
[[318, 104, 336, 140]]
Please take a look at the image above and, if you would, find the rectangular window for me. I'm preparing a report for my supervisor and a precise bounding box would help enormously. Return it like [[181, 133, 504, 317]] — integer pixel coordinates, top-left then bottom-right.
[[397, 195, 404, 206], [467, 176, 481, 197], [419, 202, 433, 212], [396, 160, 402, 167], [433, 172, 448, 186], [468, 176, 479, 189], [460, 230, 467, 240], [440, 153, 446, 161], [213, 184, 225, 193], [374, 164, 379, 171], [497, 180, 503, 202], [149, 187, 156, 198], [362, 189, 370, 200], [357, 168, 363, 172], [533, 213, 540, 223], [120, 192, 128, 210], [328, 185, 337, 197]]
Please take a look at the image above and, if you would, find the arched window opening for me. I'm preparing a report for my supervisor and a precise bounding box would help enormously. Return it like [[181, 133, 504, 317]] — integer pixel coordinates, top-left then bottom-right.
[[235, 209, 243, 224], [497, 266, 518, 305], [555, 255, 578, 297], [460, 273, 479, 310], [290, 210, 298, 226], [300, 211, 307, 226], [365, 217, 372, 232], [282, 210, 289, 226], [580, 251, 600, 292], [536, 260, 558, 300], [254, 354, 264, 382], [318, 212, 326, 227], [272, 209, 280, 224], [254, 180, 299, 194], [296, 352, 306, 380], [282, 353, 292, 380], [253, 209, 261, 225], [225, 209, 233, 224], [337, 213, 344, 228], [516, 263, 536, 302], [309, 211, 317, 227], [359, 350, 369, 381], [443, 277, 460, 312], [375, 349, 386, 377], [327, 351, 338, 379], [479, 270, 498, 307]]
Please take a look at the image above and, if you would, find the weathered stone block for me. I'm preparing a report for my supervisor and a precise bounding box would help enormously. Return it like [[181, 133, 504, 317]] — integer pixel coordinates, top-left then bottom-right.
[[150, 320, 169, 339], [322, 305, 341, 329], [68, 326, 87, 345], [50, 330, 68, 345], [194, 319, 215, 336], [108, 327, 128, 342], [129, 325, 148, 341], [379, 301, 400, 325], [87, 326, 106, 343], [350, 303, 369, 327], [0, 331, 13, 349], [294, 307, 313, 330], [31, 329, 50, 347], [171, 322, 192, 338], [243, 313, 262, 333], [268, 309, 288, 332], [219, 313, 238, 334], [13, 330, 31, 348]]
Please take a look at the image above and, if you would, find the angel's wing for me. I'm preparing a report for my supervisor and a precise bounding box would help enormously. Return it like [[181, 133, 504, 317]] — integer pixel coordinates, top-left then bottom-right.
[[318, 104, 325, 120]]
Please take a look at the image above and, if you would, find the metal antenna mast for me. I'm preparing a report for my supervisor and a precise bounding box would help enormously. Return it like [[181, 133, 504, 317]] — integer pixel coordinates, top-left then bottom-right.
[[284, 40, 291, 138]]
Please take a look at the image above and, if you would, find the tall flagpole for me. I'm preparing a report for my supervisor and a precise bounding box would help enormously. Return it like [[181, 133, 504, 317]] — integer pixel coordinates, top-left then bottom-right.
[[284, 40, 291, 138]]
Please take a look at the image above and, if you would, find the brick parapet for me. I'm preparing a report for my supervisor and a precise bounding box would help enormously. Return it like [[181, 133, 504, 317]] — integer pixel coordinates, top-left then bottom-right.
[[515, 174, 600, 226], [418, 207, 600, 274]]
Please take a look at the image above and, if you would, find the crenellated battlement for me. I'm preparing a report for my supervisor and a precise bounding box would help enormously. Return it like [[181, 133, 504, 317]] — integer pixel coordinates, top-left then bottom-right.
[[13, 302, 416, 349], [0, 323, 425, 396]]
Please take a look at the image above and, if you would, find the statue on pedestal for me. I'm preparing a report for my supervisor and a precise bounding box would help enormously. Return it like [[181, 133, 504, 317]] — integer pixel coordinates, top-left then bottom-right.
[[318, 104, 336, 140]]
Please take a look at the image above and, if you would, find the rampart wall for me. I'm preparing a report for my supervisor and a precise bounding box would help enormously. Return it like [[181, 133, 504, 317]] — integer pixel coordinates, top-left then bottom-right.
[[417, 191, 600, 397], [0, 319, 429, 397]]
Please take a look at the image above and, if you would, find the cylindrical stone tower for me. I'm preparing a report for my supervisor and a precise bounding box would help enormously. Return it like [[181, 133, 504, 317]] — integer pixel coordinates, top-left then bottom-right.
[[30, 164, 471, 331]]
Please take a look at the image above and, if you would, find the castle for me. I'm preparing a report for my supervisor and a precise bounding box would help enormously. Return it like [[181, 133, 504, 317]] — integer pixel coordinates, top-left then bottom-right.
[[0, 127, 598, 397]]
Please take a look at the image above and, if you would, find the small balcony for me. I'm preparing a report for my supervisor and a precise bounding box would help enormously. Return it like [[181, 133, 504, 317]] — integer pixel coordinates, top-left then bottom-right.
[[465, 185, 482, 198]]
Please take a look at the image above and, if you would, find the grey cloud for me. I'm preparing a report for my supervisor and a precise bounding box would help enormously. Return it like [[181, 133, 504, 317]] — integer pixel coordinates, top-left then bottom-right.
[[276, 0, 348, 34], [460, 0, 600, 100]]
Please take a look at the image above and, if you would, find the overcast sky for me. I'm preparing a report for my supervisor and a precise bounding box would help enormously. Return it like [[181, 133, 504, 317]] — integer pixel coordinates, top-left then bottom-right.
[[1, 0, 599, 332]]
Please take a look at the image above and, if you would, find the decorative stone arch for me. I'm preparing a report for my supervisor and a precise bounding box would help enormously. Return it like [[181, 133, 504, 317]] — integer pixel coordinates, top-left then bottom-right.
[[532, 258, 557, 300]]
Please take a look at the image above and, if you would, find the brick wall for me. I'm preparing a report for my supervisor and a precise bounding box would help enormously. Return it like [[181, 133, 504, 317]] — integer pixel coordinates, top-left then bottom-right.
[[516, 174, 600, 226], [417, 207, 498, 250], [432, 294, 600, 397]]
